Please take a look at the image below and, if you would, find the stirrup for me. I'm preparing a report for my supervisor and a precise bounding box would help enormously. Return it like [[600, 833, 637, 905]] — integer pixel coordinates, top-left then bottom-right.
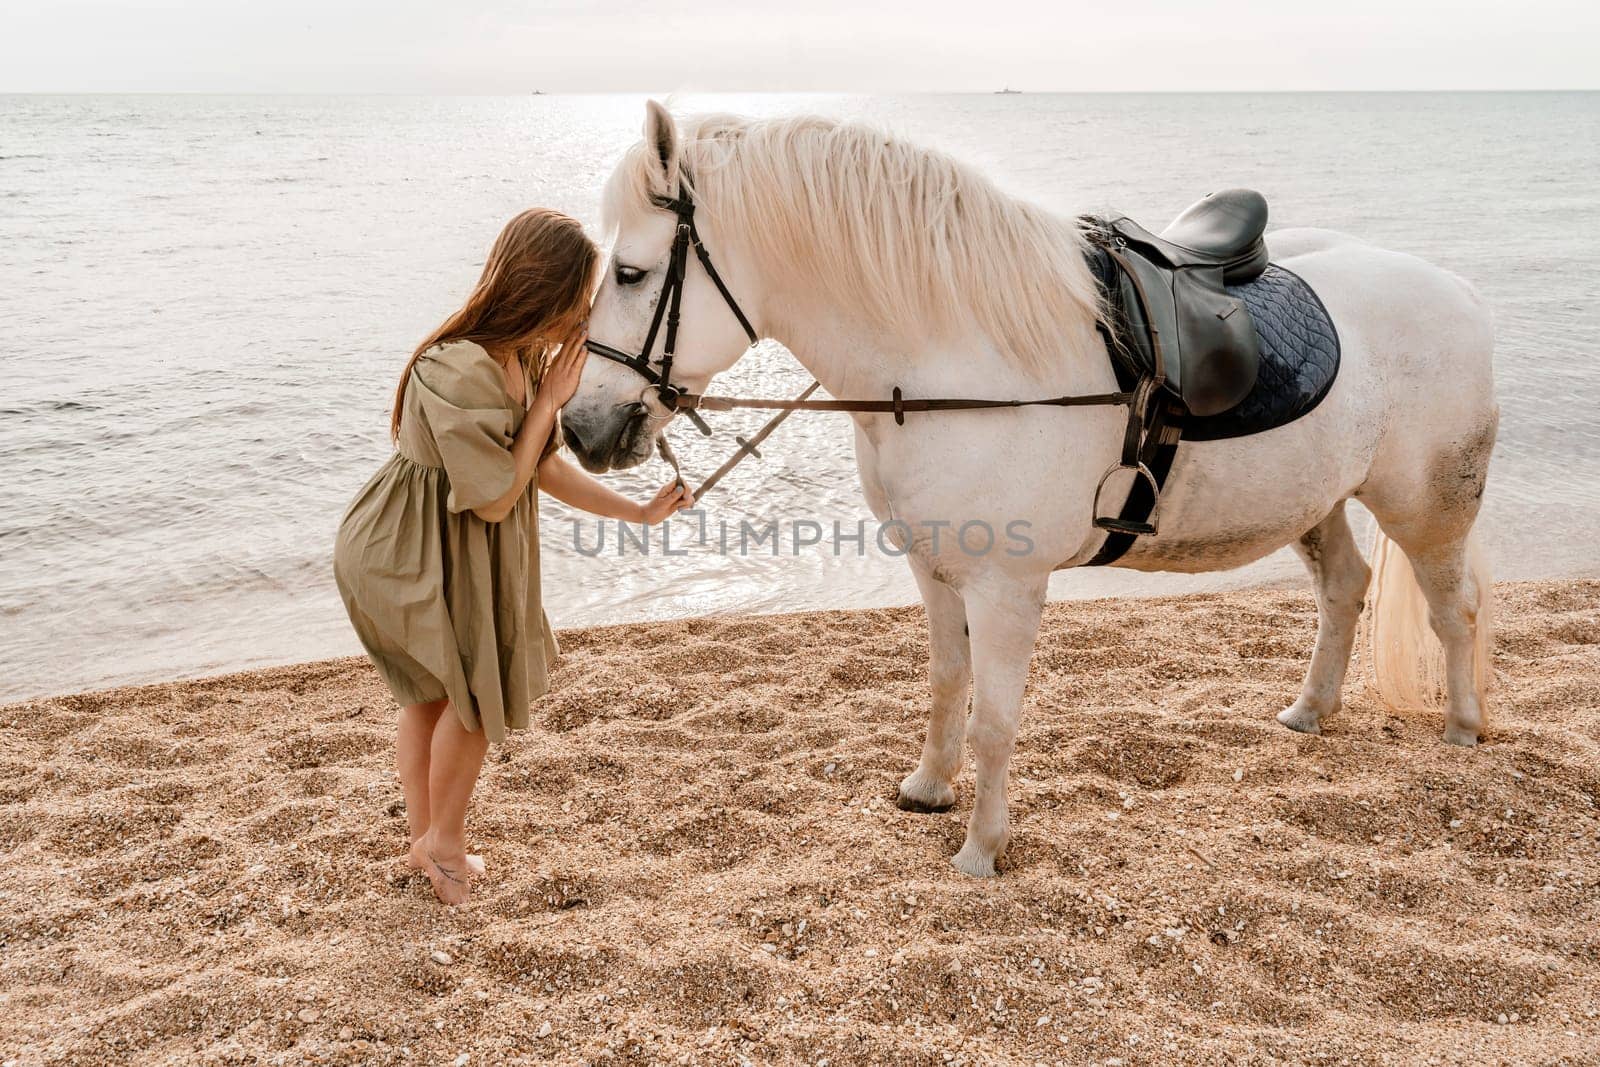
[[1092, 461, 1162, 537]]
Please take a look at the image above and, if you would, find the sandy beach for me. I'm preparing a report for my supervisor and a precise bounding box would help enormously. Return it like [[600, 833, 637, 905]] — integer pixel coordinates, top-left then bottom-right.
[[2, 581, 1597, 1066]]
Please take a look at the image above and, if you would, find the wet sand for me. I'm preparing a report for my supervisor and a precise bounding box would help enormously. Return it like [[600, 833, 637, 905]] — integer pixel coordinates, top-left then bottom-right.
[[2, 582, 1597, 1065]]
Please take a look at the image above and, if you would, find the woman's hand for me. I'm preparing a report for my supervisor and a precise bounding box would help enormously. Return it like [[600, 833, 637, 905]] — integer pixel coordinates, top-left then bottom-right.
[[481, 323, 586, 522], [638, 480, 695, 524], [539, 455, 697, 524], [539, 321, 589, 411]]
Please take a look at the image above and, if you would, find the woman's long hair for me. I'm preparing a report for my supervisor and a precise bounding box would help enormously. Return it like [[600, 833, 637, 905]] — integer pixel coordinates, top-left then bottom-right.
[[392, 208, 600, 438]]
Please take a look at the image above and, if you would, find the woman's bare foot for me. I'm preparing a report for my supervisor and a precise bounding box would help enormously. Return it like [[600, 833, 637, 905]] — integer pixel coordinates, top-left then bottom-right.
[[412, 833, 472, 905], [407, 840, 486, 876]]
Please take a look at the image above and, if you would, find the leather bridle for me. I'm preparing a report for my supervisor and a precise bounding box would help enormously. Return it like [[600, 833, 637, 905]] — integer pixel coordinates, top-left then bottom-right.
[[584, 186, 1163, 545], [584, 191, 757, 440]]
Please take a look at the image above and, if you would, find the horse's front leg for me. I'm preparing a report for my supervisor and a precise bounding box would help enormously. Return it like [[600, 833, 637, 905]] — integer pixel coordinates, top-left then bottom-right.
[[951, 573, 1046, 878], [896, 558, 971, 813]]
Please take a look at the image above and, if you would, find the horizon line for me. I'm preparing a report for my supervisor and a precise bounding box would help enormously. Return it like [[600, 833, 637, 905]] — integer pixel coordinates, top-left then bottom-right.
[[3, 87, 1597, 96]]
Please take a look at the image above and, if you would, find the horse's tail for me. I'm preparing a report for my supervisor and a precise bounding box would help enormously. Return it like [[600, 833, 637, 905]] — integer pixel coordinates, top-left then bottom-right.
[[1361, 529, 1493, 716]]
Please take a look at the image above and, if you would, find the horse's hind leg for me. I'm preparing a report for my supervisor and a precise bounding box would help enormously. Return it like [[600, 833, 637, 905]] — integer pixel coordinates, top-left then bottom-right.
[[1362, 411, 1497, 745], [1278, 502, 1372, 735], [897, 560, 970, 813], [1373, 526, 1490, 745]]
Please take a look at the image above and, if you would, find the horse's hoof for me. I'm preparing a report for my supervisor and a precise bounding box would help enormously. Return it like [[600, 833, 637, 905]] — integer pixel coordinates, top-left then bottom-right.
[[896, 772, 956, 813], [897, 793, 955, 814], [951, 843, 999, 879], [1276, 701, 1327, 736], [1443, 724, 1480, 747]]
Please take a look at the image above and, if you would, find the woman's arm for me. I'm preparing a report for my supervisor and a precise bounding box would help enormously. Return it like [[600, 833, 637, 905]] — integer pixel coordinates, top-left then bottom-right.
[[471, 399, 557, 523], [538, 454, 692, 523], [471, 325, 587, 524]]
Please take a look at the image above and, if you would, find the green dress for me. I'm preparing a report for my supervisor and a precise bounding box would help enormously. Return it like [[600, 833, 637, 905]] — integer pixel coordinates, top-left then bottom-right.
[[334, 340, 560, 743]]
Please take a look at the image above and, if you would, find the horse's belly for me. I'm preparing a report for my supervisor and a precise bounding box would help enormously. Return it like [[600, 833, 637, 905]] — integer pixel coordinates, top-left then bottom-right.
[[1110, 382, 1380, 573], [1111, 494, 1331, 573]]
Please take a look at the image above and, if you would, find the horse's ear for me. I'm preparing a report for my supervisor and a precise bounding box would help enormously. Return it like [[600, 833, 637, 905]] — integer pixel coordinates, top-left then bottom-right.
[[643, 99, 679, 188]]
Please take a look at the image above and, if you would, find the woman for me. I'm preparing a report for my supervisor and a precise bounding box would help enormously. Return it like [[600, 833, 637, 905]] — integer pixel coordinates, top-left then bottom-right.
[[334, 208, 691, 905]]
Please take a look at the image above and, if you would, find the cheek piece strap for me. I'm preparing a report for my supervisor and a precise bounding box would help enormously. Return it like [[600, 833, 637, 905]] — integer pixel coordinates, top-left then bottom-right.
[[584, 189, 759, 439]]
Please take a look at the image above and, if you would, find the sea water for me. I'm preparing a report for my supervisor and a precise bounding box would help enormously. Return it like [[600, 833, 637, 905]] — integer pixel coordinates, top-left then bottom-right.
[[2, 92, 1596, 698]]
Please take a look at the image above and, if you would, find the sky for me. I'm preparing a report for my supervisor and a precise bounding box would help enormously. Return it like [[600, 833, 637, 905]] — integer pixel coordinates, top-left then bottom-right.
[[3, 0, 1597, 93]]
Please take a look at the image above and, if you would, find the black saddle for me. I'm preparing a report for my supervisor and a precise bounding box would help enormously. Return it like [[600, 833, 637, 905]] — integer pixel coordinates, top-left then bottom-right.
[[1080, 188, 1343, 567], [1090, 188, 1270, 417], [1080, 189, 1268, 552]]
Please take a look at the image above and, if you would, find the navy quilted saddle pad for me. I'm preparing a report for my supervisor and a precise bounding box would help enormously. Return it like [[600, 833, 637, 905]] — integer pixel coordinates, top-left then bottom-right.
[[1180, 264, 1341, 442]]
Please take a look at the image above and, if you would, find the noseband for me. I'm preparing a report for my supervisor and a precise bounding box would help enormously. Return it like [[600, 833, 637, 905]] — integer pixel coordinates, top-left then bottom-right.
[[585, 190, 758, 438]]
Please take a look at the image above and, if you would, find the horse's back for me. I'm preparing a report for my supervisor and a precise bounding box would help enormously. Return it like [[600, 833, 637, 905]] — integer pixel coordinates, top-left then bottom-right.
[[1263, 226, 1365, 260], [1274, 226, 1492, 381]]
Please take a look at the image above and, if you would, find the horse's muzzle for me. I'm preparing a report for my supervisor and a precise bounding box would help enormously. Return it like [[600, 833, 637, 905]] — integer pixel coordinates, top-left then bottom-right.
[[562, 405, 654, 473]]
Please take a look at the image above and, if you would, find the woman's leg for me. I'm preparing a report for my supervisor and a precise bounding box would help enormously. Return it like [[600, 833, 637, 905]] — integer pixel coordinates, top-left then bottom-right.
[[417, 709, 490, 905], [400, 700, 488, 876], [396, 699, 447, 843]]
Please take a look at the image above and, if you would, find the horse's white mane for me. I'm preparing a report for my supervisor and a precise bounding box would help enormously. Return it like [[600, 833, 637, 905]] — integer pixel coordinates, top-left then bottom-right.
[[602, 112, 1103, 375]]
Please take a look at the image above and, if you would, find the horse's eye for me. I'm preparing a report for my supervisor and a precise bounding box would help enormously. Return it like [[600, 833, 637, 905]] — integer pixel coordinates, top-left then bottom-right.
[[615, 264, 647, 286]]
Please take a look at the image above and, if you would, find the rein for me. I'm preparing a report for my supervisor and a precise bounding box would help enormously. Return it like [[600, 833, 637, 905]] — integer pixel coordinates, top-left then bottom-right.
[[679, 387, 1133, 418], [586, 187, 1152, 522]]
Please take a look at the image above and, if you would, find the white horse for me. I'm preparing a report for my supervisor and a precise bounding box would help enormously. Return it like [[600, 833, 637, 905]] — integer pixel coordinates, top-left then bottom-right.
[[565, 102, 1497, 877]]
